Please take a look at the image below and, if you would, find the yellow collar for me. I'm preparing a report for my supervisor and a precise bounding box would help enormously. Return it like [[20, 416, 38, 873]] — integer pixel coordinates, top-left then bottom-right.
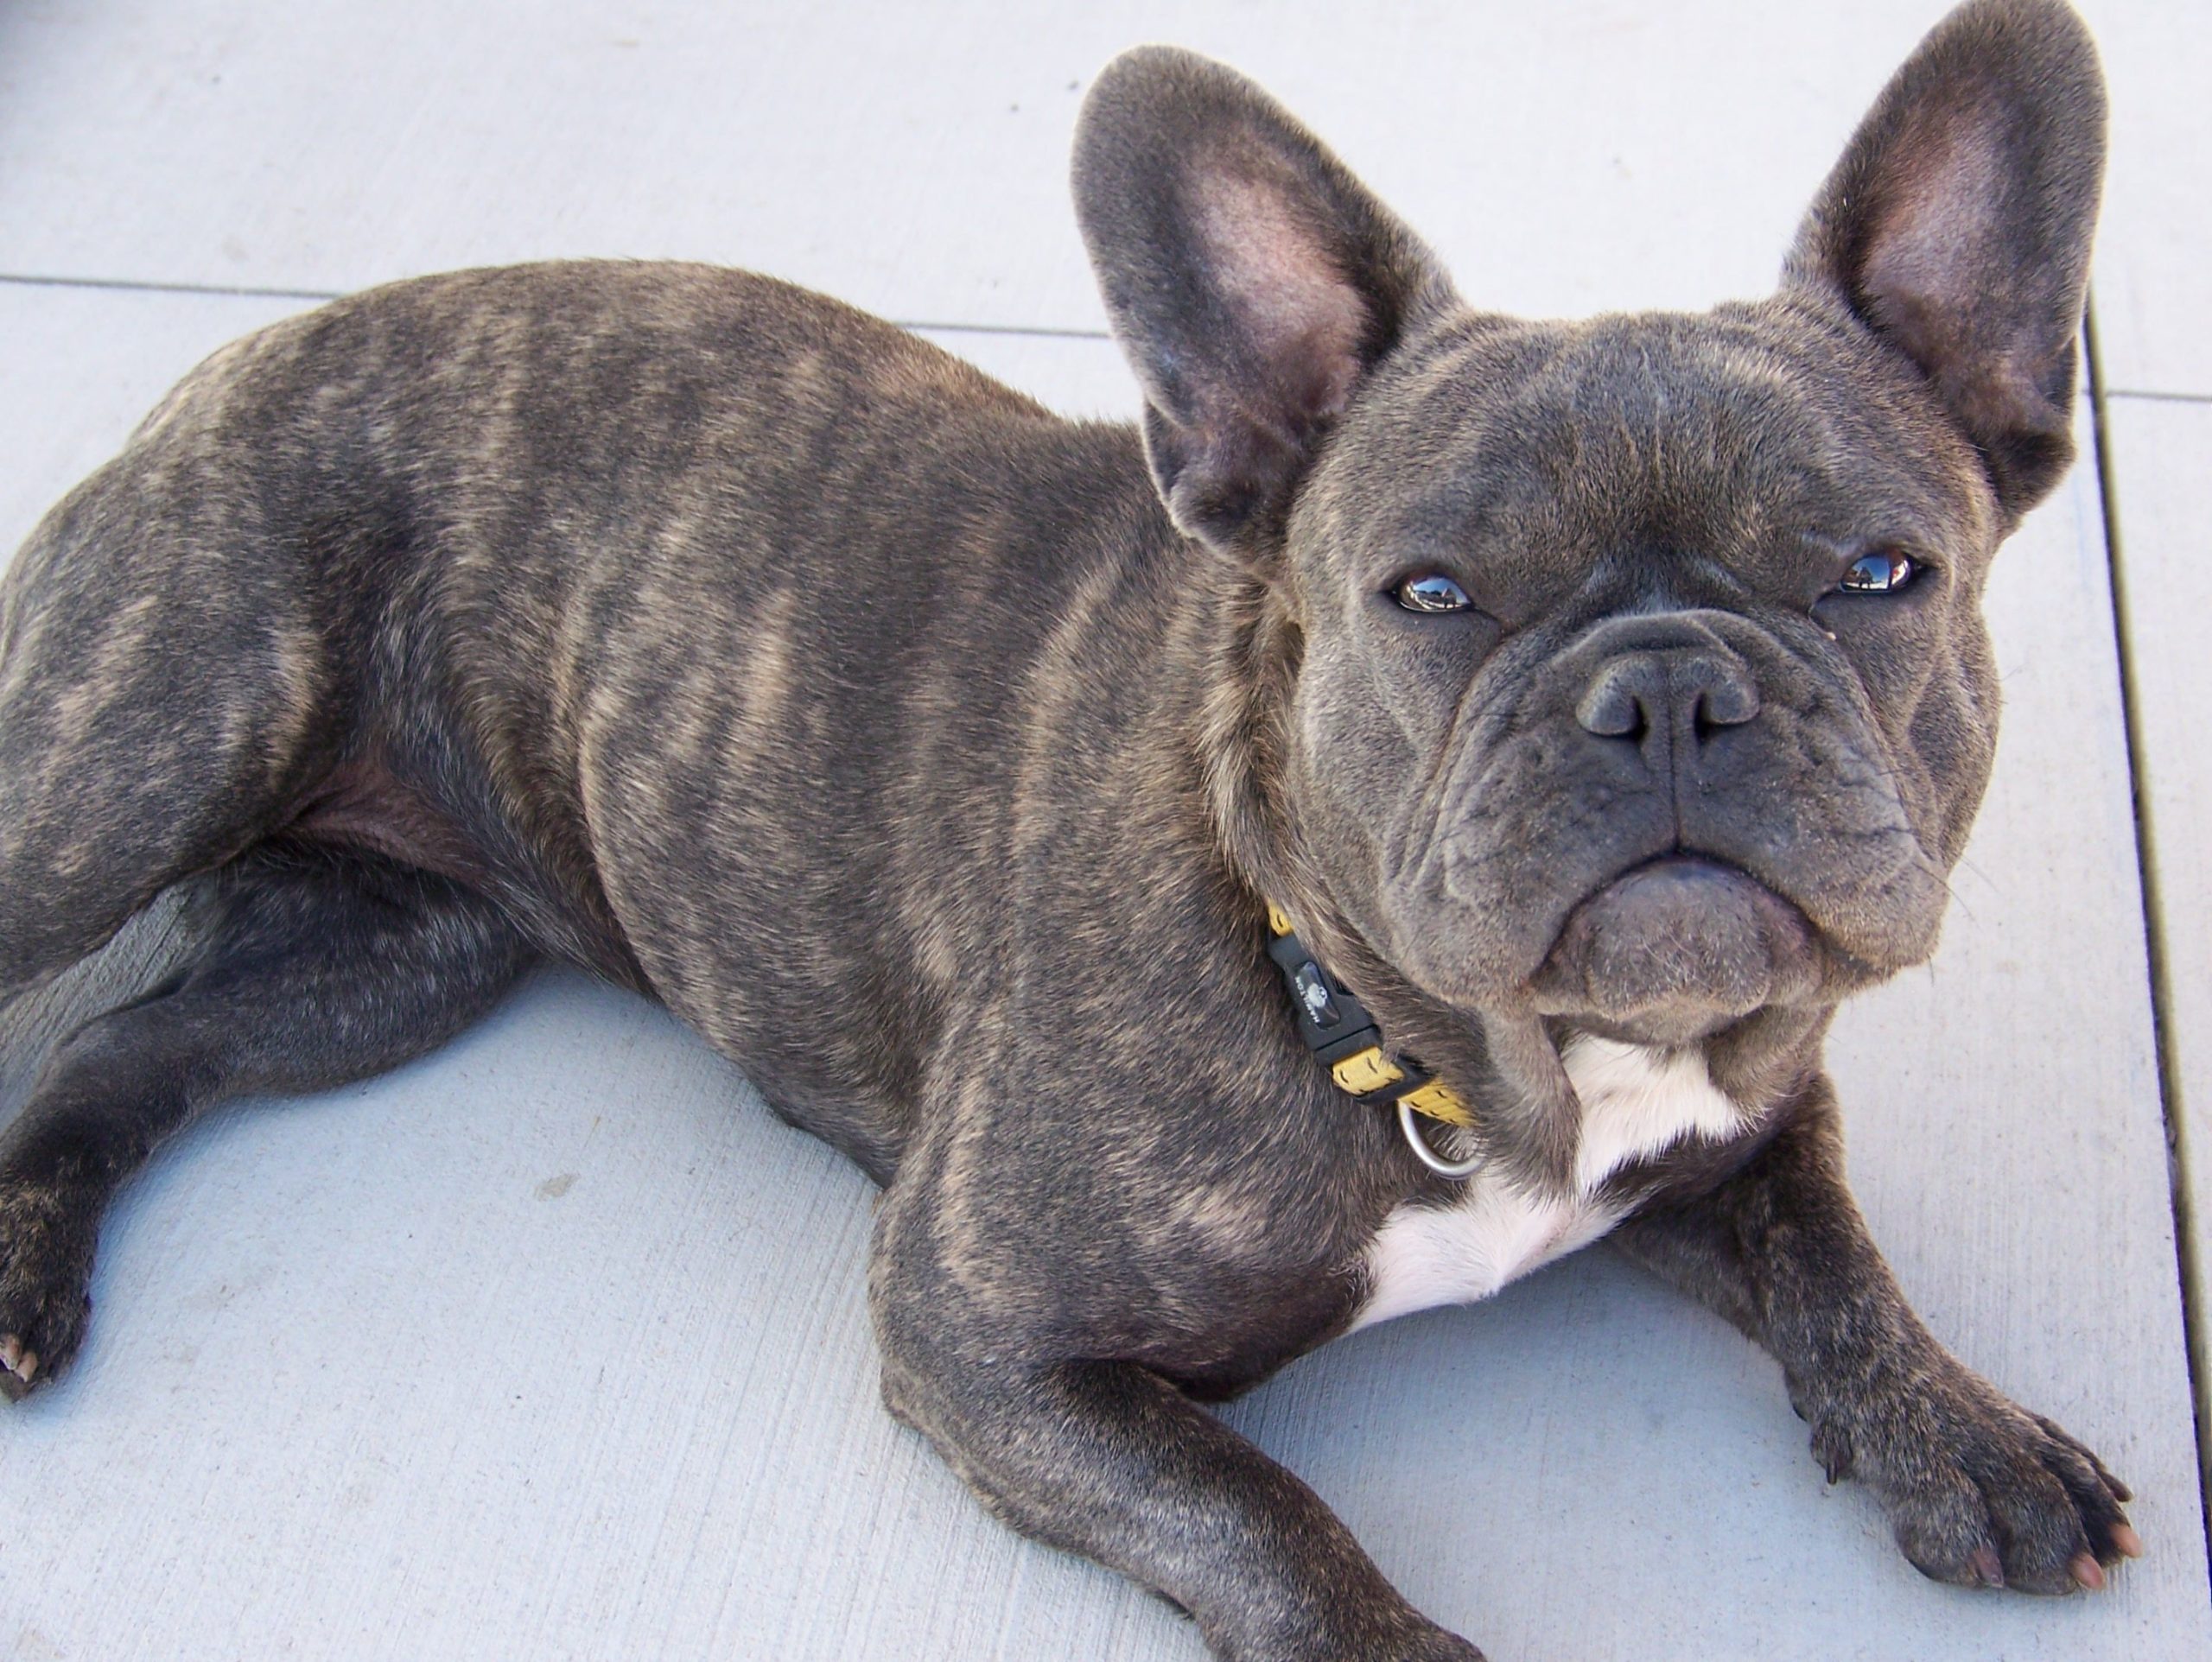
[[1264, 903, 1476, 1129]]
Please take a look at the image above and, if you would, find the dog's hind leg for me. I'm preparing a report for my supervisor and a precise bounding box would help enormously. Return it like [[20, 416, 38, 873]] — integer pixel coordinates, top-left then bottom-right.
[[0, 449, 336, 1012], [0, 844, 532, 1397]]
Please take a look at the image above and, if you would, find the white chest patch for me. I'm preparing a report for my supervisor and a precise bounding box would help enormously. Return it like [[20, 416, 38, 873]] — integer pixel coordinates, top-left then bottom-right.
[[1349, 1037, 1744, 1332]]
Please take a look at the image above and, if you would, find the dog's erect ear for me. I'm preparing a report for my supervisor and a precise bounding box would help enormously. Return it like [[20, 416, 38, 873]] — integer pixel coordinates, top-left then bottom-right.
[[1787, 0, 2107, 519], [1073, 48, 1452, 555]]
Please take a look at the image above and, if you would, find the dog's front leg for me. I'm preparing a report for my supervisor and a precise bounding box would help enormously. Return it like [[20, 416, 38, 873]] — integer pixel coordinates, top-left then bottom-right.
[[1611, 1082, 2139, 1593], [869, 1270, 1479, 1659]]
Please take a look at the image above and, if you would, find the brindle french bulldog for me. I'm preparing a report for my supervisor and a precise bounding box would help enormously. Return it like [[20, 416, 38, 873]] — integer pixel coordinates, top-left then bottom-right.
[[0, 0, 2133, 1655]]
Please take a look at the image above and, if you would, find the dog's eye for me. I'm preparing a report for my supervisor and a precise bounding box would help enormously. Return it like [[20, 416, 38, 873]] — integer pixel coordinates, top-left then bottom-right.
[[1837, 549, 1916, 594], [1394, 574, 1473, 613]]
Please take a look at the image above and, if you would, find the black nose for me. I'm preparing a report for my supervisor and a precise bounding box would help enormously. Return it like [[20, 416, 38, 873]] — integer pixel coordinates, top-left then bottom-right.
[[1574, 641, 1759, 743]]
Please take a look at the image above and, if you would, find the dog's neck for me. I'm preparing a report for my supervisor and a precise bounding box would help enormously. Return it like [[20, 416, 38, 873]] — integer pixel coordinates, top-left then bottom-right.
[[1173, 562, 1582, 1190]]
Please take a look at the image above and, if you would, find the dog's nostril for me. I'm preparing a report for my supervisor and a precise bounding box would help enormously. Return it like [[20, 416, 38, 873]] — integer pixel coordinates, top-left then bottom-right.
[[1692, 676, 1759, 734], [1575, 672, 1648, 739], [1689, 676, 1760, 733]]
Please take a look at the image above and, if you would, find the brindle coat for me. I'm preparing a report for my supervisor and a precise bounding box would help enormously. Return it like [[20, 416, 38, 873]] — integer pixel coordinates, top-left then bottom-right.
[[0, 3, 2131, 1657]]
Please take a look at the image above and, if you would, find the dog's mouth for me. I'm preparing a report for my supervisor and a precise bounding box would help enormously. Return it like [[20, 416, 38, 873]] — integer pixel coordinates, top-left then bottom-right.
[[1525, 855, 1823, 1045]]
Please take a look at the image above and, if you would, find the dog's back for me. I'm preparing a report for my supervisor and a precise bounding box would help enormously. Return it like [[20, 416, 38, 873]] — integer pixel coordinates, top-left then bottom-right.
[[0, 259, 1185, 1176]]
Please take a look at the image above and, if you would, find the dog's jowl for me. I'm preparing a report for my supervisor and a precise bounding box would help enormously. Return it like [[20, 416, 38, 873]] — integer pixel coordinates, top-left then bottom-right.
[[0, 1, 2134, 1656]]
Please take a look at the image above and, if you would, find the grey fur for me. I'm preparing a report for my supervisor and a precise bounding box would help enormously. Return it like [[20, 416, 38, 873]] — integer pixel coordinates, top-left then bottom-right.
[[0, 3, 2123, 1656]]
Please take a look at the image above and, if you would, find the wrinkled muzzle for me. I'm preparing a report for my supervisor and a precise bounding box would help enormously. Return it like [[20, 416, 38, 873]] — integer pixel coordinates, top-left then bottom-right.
[[1380, 608, 1948, 1032]]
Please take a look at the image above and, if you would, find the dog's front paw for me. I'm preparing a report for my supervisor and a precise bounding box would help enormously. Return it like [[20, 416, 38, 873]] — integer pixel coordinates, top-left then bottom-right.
[[0, 1170, 100, 1400], [1808, 1355, 2141, 1594]]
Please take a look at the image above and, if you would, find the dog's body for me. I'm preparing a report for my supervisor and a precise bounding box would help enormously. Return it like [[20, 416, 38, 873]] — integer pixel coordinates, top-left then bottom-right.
[[0, 3, 2136, 1657]]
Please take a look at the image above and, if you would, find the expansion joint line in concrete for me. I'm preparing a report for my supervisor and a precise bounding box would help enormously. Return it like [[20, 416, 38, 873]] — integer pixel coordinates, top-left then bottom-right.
[[2086, 296, 2212, 1594]]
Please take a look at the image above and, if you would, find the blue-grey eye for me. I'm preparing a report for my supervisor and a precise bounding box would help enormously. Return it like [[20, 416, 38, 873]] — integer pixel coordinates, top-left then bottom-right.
[[1839, 549, 1916, 594], [1395, 573, 1472, 613]]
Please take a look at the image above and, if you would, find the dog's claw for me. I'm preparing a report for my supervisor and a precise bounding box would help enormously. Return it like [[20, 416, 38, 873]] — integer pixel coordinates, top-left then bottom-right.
[[2070, 1552, 2106, 1592], [1967, 1546, 2005, 1589], [2111, 1523, 2145, 1560]]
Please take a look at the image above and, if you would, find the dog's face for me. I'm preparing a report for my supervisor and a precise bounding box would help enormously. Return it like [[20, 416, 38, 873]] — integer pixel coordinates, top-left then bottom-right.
[[1289, 307, 1999, 1044], [1076, 0, 2103, 1046]]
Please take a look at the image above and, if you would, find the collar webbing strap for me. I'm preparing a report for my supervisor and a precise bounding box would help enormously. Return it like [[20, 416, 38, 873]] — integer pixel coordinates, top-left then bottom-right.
[[1264, 904, 1477, 1129]]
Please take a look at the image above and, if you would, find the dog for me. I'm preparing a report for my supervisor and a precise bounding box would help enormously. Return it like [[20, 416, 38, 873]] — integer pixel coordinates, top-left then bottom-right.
[[0, 1, 2132, 1655]]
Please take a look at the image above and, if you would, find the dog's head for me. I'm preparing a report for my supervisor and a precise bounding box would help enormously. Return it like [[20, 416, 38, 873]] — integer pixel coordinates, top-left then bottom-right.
[[1074, 0, 2105, 1050]]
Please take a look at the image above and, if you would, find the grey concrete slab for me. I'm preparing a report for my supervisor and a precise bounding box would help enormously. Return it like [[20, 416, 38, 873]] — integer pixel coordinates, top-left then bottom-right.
[[2, 1, 2021, 334], [2102, 392, 2212, 1473], [2079, 0, 2212, 397], [1, 276, 2204, 1659]]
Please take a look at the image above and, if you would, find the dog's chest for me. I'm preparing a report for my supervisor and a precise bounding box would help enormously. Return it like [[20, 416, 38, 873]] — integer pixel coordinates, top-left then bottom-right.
[[1349, 1038, 1741, 1332]]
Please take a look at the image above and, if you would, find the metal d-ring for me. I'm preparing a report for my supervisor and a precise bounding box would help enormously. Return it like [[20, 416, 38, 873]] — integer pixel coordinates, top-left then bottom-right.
[[1397, 1098, 1485, 1180]]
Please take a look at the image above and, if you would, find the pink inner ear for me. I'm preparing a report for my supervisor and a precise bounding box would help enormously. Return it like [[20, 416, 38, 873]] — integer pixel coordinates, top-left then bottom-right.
[[1860, 92, 2005, 323], [1859, 89, 2051, 441], [1192, 159, 1369, 431]]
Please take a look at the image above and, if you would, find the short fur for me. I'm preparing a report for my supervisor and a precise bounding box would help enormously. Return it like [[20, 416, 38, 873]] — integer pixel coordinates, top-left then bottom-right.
[[0, 3, 2128, 1657]]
